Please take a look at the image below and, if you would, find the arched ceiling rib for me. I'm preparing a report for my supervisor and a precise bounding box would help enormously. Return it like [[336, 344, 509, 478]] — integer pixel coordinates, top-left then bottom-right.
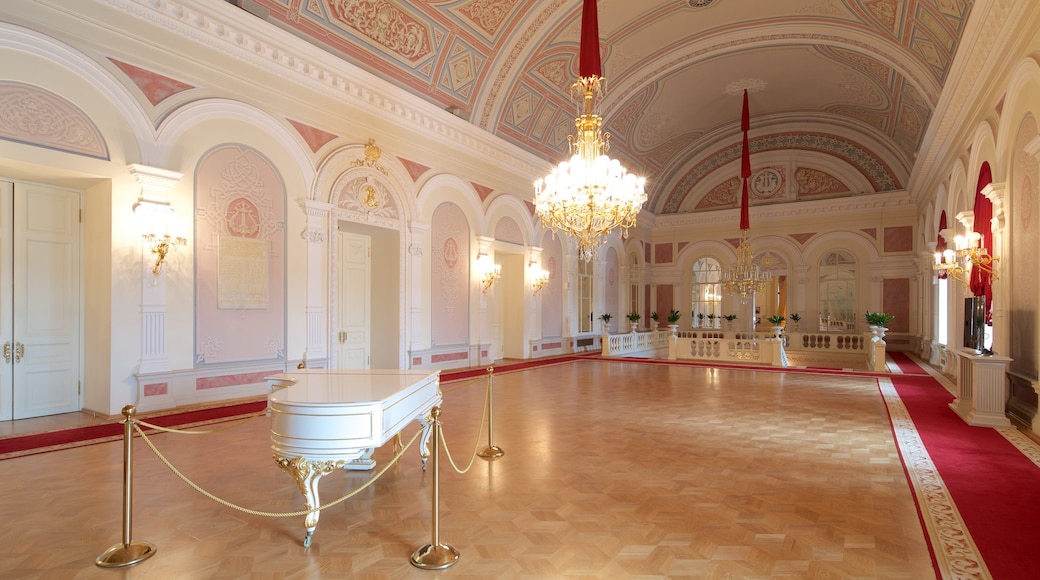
[[247, 0, 976, 215]]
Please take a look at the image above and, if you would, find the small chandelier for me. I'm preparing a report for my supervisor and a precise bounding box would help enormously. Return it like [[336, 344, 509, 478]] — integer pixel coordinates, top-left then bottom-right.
[[722, 230, 771, 302], [533, 0, 646, 262], [721, 89, 771, 302], [933, 231, 998, 286]]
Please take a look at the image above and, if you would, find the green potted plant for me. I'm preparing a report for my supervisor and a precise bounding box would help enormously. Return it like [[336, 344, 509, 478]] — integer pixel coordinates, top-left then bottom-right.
[[864, 312, 894, 341], [707, 313, 717, 329], [697, 312, 705, 327], [864, 312, 894, 327], [626, 312, 641, 332], [599, 312, 612, 334], [650, 311, 659, 327], [789, 313, 801, 331], [667, 309, 681, 325], [723, 313, 737, 330]]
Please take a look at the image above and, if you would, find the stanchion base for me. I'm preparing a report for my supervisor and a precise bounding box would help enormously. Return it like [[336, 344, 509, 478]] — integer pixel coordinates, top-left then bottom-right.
[[95, 541, 157, 568], [477, 445, 504, 459], [410, 543, 460, 570]]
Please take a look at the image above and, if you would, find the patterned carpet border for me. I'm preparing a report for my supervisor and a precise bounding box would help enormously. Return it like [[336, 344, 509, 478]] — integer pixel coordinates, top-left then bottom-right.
[[877, 377, 988, 579]]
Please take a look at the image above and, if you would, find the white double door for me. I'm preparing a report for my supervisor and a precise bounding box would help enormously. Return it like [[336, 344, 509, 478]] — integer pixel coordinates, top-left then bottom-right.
[[0, 181, 81, 421], [335, 231, 370, 369]]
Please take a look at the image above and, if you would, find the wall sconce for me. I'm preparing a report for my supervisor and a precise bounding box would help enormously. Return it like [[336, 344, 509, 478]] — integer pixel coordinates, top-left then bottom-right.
[[531, 264, 550, 295], [477, 254, 501, 293], [933, 231, 998, 286], [134, 200, 186, 275]]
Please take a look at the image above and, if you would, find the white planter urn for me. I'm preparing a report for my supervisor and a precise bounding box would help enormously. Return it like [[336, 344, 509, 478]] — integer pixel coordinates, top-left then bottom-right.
[[630, 321, 639, 333], [870, 325, 888, 342], [771, 326, 784, 339]]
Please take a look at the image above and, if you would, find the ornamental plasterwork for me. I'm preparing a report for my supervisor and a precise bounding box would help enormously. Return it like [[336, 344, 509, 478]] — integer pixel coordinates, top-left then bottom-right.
[[455, 0, 522, 38], [326, 0, 432, 63], [795, 167, 849, 196], [757, 251, 786, 271], [838, 71, 884, 107], [0, 81, 108, 159], [350, 139, 389, 176], [751, 167, 786, 199], [301, 228, 327, 244], [337, 176, 399, 220]]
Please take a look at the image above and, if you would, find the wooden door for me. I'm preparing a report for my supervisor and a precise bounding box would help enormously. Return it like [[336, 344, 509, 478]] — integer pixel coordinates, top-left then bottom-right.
[[336, 231, 370, 369], [0, 181, 82, 420]]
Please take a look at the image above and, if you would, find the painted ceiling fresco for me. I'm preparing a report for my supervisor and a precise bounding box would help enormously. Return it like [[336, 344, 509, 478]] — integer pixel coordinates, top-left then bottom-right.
[[247, 0, 975, 215]]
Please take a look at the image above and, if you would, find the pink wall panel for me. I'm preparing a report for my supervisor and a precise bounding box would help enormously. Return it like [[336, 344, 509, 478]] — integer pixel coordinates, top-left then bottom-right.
[[883, 226, 914, 253], [654, 243, 673, 264], [656, 285, 674, 323], [541, 232, 563, 338], [882, 278, 910, 332], [195, 145, 286, 365], [431, 203, 469, 346]]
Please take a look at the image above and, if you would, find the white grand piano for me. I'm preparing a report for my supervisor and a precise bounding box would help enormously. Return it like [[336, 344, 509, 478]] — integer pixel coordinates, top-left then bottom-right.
[[267, 368, 442, 547]]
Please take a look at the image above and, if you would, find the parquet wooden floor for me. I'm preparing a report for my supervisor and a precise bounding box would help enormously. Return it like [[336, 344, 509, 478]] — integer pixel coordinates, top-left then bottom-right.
[[0, 361, 938, 579]]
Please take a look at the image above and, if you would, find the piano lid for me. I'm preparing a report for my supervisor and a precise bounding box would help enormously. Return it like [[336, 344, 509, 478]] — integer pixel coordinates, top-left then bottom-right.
[[268, 369, 440, 405]]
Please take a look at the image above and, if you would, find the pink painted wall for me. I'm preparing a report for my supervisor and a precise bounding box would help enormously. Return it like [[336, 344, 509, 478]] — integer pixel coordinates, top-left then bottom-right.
[[194, 145, 286, 365], [431, 203, 469, 346], [540, 232, 563, 338], [882, 278, 910, 333]]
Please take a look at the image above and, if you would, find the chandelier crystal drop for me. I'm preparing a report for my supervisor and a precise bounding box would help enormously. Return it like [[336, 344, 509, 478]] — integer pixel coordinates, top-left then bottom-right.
[[533, 0, 646, 262]]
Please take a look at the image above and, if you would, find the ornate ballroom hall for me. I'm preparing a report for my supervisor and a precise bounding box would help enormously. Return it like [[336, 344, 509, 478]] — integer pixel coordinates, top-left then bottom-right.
[[2, 0, 1040, 577]]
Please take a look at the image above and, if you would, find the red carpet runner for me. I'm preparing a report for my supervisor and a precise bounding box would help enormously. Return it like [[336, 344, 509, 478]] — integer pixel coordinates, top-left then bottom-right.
[[884, 371, 1040, 579]]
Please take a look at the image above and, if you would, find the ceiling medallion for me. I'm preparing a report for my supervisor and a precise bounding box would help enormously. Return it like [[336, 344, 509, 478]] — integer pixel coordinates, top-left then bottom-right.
[[688, 0, 718, 7]]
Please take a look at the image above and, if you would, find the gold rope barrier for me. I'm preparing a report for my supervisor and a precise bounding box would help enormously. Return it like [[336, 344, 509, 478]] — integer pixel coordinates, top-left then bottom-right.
[[410, 406, 460, 569], [95, 405, 157, 568], [136, 410, 266, 435], [134, 422, 424, 518], [435, 371, 493, 475], [476, 366, 504, 459], [98, 370, 500, 567]]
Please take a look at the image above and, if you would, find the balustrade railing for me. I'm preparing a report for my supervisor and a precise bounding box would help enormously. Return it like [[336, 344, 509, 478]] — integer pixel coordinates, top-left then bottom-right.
[[601, 328, 889, 371]]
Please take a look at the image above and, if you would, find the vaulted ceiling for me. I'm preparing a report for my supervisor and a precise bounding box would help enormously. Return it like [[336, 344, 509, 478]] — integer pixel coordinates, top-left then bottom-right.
[[246, 0, 975, 215]]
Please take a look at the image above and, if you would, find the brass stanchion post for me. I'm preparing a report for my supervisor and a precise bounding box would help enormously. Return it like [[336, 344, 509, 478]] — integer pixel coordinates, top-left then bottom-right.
[[96, 405, 157, 568], [477, 366, 504, 459], [410, 406, 459, 570]]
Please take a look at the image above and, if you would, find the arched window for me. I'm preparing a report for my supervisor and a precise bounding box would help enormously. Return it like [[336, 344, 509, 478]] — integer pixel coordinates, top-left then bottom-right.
[[691, 257, 722, 328], [818, 250, 857, 331]]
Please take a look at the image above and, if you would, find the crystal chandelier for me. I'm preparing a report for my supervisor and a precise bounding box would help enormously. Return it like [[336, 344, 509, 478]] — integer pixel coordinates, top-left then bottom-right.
[[533, 0, 646, 262], [721, 89, 771, 302]]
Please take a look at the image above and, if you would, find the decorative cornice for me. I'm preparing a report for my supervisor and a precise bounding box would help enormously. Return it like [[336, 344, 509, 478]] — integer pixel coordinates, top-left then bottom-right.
[[908, 0, 1017, 198], [97, 0, 547, 177], [653, 190, 913, 229]]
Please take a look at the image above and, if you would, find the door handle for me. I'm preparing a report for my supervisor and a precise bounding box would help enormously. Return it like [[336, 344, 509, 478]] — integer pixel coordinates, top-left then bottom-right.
[[2, 342, 8, 364], [338, 331, 347, 344], [14, 342, 23, 363]]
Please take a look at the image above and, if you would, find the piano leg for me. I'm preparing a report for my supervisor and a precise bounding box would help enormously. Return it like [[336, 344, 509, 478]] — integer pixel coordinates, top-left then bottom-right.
[[273, 455, 343, 547], [418, 414, 434, 471]]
